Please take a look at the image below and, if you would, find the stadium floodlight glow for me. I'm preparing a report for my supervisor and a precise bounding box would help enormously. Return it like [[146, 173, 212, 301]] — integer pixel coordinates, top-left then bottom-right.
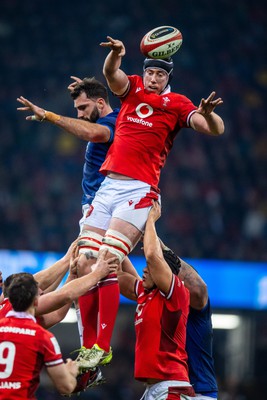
[[211, 314, 241, 330], [61, 308, 77, 323], [60, 309, 241, 330]]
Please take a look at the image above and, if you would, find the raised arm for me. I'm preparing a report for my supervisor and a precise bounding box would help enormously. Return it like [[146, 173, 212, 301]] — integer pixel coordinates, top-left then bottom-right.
[[17, 96, 111, 143], [178, 259, 208, 310], [117, 270, 138, 302], [36, 255, 78, 328], [158, 238, 208, 309], [117, 257, 140, 301], [122, 257, 141, 279], [100, 36, 129, 96], [36, 251, 118, 317], [190, 91, 224, 135], [33, 239, 78, 293], [143, 202, 173, 294]]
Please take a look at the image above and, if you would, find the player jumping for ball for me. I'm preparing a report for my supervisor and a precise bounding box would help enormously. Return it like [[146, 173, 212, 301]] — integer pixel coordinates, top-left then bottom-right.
[[71, 34, 225, 370]]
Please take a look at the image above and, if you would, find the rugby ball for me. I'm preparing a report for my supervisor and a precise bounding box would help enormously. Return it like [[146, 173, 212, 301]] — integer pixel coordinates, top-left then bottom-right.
[[140, 26, 183, 59]]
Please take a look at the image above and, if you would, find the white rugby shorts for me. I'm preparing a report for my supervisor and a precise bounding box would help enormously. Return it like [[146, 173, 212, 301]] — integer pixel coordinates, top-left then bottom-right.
[[79, 203, 90, 233], [141, 380, 193, 400], [82, 177, 161, 232]]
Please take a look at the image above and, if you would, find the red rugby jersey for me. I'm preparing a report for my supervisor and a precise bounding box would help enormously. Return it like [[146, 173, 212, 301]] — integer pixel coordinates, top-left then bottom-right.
[[134, 275, 190, 382], [100, 75, 197, 189], [0, 311, 63, 399], [0, 298, 12, 319]]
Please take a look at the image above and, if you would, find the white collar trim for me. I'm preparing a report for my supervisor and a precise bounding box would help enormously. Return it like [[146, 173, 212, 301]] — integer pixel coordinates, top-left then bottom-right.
[[6, 310, 36, 322]]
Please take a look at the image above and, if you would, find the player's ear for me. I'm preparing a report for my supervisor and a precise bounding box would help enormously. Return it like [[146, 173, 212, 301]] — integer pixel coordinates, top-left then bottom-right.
[[97, 98, 105, 110]]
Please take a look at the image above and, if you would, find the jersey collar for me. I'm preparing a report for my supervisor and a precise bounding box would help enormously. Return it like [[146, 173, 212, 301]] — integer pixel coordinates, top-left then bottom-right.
[[6, 310, 36, 322]]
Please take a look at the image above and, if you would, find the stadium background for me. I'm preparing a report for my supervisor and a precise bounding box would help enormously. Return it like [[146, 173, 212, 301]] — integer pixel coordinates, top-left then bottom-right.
[[0, 0, 267, 398]]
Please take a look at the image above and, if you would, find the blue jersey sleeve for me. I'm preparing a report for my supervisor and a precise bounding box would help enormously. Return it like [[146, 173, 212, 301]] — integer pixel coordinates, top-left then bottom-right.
[[97, 108, 119, 143], [186, 298, 218, 396]]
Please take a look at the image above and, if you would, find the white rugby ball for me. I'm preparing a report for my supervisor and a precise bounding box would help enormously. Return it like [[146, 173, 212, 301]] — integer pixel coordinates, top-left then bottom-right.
[[140, 26, 183, 59]]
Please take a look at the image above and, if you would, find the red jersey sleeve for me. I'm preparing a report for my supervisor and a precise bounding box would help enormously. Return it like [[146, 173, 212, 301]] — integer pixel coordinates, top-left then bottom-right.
[[165, 275, 190, 312], [0, 298, 12, 318], [173, 94, 197, 128], [40, 329, 64, 367]]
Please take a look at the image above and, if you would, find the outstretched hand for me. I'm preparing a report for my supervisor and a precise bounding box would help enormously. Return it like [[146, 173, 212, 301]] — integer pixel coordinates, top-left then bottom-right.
[[197, 91, 223, 115], [17, 96, 46, 121], [100, 36, 126, 57], [67, 76, 82, 92]]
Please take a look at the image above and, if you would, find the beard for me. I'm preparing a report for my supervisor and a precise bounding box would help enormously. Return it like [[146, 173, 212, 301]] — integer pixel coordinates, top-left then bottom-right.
[[88, 105, 100, 123]]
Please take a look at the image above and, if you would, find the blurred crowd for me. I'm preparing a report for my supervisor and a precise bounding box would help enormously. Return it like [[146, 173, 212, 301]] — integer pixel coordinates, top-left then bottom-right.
[[0, 1, 267, 261]]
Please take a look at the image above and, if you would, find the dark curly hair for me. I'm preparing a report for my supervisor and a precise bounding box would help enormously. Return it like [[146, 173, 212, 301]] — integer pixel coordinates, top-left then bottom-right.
[[70, 77, 109, 104]]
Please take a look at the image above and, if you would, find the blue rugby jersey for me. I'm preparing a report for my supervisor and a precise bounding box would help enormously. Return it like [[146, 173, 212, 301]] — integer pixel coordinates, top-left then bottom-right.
[[81, 108, 119, 205]]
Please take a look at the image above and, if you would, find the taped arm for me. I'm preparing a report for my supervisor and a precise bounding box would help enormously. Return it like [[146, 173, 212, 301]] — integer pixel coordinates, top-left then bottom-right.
[[44, 115, 111, 142]]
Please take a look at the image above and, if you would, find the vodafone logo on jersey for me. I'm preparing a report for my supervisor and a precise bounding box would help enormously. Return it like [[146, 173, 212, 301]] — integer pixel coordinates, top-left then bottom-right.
[[136, 103, 153, 119], [126, 103, 153, 127]]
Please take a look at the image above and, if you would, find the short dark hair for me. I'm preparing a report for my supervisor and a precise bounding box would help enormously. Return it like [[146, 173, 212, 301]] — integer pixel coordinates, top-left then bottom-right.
[[163, 249, 181, 275], [70, 77, 109, 104], [8, 273, 38, 312], [3, 272, 30, 298], [3, 274, 16, 297]]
